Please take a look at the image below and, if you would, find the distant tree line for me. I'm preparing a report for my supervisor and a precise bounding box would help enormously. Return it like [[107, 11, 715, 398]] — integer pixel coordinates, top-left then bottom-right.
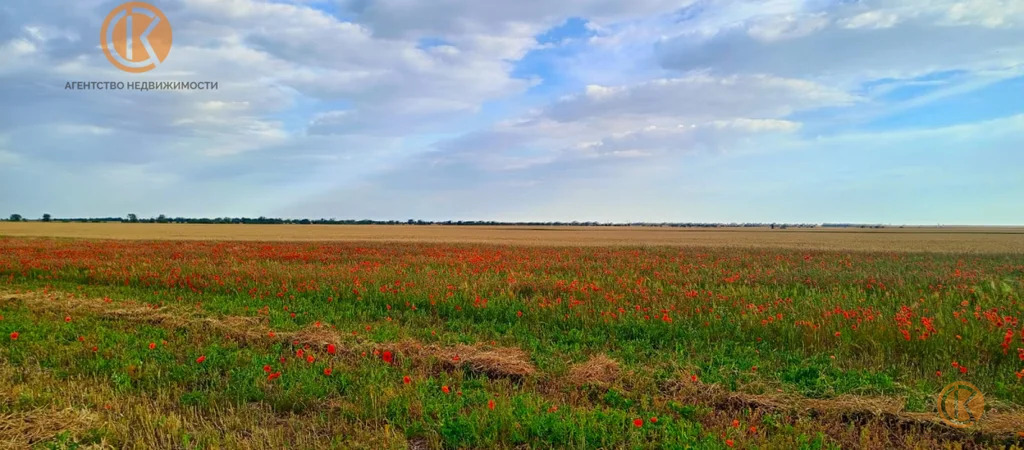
[[0, 213, 897, 228], [821, 223, 889, 229]]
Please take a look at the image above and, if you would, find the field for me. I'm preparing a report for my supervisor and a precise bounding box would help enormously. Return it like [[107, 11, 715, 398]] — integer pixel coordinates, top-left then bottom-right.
[[2, 222, 1024, 253], [1, 225, 1024, 449]]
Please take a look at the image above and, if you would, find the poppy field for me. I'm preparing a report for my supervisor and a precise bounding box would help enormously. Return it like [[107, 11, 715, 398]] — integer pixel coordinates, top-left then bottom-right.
[[1, 236, 1024, 448]]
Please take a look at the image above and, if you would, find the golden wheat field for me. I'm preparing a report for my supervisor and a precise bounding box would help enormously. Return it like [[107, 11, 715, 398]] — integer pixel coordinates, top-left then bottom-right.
[[1, 222, 1023, 253]]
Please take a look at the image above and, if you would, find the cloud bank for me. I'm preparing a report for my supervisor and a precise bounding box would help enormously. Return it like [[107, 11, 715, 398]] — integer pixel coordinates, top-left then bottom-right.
[[1, 0, 1021, 223]]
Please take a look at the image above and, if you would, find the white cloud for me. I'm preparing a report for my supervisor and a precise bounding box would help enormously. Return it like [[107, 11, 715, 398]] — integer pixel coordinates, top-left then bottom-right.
[[573, 118, 801, 157], [546, 74, 858, 122], [430, 72, 839, 173], [747, 12, 829, 41], [337, 0, 688, 38], [0, 38, 39, 74], [944, 0, 1024, 27], [173, 0, 542, 135], [55, 124, 113, 135], [657, 0, 1024, 84], [840, 11, 901, 29]]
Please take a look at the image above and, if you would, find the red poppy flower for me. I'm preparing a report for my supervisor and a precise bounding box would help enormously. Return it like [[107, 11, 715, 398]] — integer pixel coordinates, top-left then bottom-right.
[[327, 344, 336, 355], [382, 350, 393, 364], [403, 375, 411, 385], [196, 355, 206, 363], [442, 385, 450, 394], [323, 367, 332, 376], [488, 399, 495, 410], [726, 439, 735, 447], [267, 371, 281, 381], [9, 331, 18, 340], [65, 316, 72, 323], [148, 342, 156, 350], [649, 417, 658, 423], [633, 418, 643, 428], [263, 365, 272, 373], [91, 346, 98, 352], [307, 355, 315, 363], [732, 419, 740, 428], [691, 374, 699, 382]]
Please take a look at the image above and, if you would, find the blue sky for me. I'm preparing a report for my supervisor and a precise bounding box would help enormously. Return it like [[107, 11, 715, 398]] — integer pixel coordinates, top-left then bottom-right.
[[1, 0, 1022, 224]]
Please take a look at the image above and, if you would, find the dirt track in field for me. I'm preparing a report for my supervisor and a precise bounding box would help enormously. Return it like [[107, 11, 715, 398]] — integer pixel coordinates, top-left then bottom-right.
[[2, 222, 1024, 253]]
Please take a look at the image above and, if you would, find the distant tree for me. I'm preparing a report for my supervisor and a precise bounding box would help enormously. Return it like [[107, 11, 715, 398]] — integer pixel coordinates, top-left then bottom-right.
[[156, 214, 168, 223], [8, 214, 22, 222], [127, 213, 138, 223], [42, 213, 51, 222]]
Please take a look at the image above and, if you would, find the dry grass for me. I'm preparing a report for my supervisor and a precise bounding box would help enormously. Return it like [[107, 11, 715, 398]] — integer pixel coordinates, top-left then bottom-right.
[[0, 407, 102, 449], [662, 378, 1024, 439], [2, 222, 1024, 253], [567, 354, 621, 387], [0, 363, 409, 450], [392, 341, 537, 379], [456, 347, 537, 379]]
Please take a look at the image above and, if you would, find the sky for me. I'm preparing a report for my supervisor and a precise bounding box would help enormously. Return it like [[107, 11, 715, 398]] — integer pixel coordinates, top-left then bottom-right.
[[1, 0, 1022, 224]]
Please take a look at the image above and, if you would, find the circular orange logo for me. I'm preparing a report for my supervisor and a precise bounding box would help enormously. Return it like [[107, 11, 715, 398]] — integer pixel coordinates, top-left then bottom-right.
[[101, 2, 172, 73], [937, 381, 984, 428]]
